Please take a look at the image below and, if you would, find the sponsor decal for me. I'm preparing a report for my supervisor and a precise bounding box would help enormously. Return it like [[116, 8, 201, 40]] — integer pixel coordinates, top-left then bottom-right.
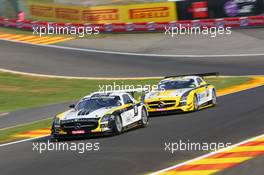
[[192, 20, 201, 27], [192, 1, 208, 18], [82, 9, 119, 22], [129, 7, 170, 19], [147, 22, 155, 31], [104, 23, 112, 32], [216, 19, 225, 28], [224, 0, 239, 17], [55, 8, 80, 21], [224, 0, 258, 17], [126, 23, 134, 32], [30, 5, 53, 18], [72, 130, 85, 134], [240, 17, 249, 26]]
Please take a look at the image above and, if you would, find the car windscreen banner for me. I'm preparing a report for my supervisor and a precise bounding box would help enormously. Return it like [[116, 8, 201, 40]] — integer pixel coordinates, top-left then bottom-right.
[[176, 0, 264, 20]]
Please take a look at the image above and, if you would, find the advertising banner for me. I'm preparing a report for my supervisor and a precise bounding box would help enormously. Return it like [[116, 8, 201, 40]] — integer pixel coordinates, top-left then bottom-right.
[[125, 3, 177, 23], [177, 0, 210, 20], [1, 15, 264, 33], [177, 0, 264, 20], [211, 0, 264, 18], [28, 2, 177, 24]]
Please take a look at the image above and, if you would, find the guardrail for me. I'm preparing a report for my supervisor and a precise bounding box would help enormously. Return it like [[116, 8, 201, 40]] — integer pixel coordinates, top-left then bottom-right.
[[0, 16, 264, 33]]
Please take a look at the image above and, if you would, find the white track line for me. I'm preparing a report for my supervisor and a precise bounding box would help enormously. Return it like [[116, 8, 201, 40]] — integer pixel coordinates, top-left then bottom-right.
[[150, 133, 264, 175], [0, 135, 49, 147], [0, 68, 162, 80], [0, 117, 52, 131], [1, 68, 264, 80], [0, 113, 9, 117], [1, 38, 264, 58]]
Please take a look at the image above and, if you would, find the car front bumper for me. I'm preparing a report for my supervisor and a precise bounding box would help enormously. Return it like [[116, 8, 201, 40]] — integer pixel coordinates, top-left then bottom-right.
[[146, 101, 194, 114]]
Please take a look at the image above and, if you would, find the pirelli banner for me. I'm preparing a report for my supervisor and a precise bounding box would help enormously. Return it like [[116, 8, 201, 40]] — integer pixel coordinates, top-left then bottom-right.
[[28, 2, 177, 23]]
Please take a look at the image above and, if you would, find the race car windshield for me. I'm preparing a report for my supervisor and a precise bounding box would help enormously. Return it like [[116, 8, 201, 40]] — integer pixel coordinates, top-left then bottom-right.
[[76, 97, 121, 111], [158, 80, 196, 90]]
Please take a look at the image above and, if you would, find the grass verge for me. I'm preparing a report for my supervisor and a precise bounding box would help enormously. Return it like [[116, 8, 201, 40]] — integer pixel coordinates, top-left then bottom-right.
[[0, 72, 250, 113], [0, 118, 52, 144]]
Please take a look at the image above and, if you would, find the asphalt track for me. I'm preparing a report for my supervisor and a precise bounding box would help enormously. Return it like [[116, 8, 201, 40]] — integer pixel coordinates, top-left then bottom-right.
[[0, 102, 73, 129], [0, 35, 264, 175], [1, 40, 264, 77], [0, 39, 264, 128], [0, 86, 264, 175]]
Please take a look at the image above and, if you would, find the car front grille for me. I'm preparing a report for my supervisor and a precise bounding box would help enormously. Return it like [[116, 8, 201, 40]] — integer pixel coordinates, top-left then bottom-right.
[[147, 100, 176, 109], [61, 118, 99, 131]]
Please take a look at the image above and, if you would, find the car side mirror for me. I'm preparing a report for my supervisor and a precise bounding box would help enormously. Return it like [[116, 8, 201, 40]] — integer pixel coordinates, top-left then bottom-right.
[[127, 100, 134, 104], [69, 104, 75, 108]]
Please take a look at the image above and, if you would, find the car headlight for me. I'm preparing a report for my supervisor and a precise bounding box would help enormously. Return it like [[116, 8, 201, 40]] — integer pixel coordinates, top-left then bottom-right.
[[101, 114, 114, 122], [53, 117, 60, 126]]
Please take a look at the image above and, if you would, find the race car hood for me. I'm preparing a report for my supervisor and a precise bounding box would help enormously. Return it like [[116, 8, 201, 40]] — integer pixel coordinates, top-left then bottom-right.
[[60, 107, 115, 120], [144, 88, 192, 100]]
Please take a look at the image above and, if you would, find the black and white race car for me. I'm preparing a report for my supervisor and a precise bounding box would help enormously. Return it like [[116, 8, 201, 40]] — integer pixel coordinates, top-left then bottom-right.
[[51, 90, 148, 139]]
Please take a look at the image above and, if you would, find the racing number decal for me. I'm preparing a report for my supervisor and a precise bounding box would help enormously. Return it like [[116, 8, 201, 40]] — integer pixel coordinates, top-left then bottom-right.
[[198, 86, 209, 103], [197, 87, 207, 103]]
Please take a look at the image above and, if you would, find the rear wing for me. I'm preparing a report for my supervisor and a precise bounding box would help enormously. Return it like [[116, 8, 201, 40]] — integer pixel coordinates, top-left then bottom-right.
[[164, 72, 219, 79]]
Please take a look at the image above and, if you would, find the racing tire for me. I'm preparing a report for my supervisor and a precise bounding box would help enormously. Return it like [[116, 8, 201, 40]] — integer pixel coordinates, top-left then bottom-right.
[[140, 108, 148, 128], [113, 115, 123, 135], [211, 89, 217, 106], [51, 134, 63, 142], [50, 126, 59, 141], [193, 94, 199, 111]]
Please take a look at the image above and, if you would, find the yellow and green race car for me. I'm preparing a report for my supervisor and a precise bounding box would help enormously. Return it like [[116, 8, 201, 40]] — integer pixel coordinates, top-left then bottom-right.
[[143, 73, 218, 115]]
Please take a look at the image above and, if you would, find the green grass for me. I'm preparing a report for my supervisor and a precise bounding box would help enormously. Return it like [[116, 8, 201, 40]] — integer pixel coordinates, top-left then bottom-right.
[[206, 76, 251, 90], [0, 118, 53, 144], [0, 72, 250, 113], [0, 72, 251, 144], [0, 72, 161, 113]]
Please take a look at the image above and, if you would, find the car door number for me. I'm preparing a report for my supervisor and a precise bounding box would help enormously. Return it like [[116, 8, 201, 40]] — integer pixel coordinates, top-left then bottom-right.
[[198, 87, 209, 102]]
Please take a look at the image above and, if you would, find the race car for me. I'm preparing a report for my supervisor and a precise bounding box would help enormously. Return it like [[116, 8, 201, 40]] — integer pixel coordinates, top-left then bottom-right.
[[142, 73, 218, 114], [51, 90, 148, 139]]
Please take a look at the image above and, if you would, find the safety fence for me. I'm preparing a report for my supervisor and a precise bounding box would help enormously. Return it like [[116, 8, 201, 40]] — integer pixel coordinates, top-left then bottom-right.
[[0, 15, 264, 33]]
